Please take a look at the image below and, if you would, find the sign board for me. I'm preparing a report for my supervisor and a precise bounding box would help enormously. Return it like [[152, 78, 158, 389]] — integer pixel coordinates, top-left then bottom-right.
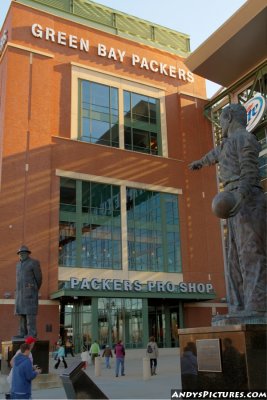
[[196, 338, 222, 372], [31, 23, 194, 83], [245, 95, 267, 132], [68, 277, 214, 294]]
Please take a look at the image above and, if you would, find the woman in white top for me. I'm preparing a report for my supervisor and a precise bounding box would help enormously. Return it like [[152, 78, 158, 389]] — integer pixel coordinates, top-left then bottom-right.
[[146, 336, 159, 376]]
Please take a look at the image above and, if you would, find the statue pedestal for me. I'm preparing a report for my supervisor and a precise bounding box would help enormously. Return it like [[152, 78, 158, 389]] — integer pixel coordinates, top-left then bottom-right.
[[1, 339, 50, 374], [178, 324, 267, 391]]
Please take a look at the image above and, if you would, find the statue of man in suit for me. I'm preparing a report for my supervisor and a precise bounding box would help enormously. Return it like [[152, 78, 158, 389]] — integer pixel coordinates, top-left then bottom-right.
[[15, 245, 42, 338]]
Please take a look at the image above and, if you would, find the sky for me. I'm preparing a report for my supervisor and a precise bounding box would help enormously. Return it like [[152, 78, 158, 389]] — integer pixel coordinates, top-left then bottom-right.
[[0, 0, 247, 97]]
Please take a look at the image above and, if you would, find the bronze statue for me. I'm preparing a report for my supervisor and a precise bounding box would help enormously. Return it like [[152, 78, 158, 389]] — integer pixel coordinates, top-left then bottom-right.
[[15, 245, 42, 338], [189, 103, 266, 321]]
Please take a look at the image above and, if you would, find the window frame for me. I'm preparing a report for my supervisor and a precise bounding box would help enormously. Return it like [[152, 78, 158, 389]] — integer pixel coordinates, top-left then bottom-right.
[[71, 64, 168, 157]]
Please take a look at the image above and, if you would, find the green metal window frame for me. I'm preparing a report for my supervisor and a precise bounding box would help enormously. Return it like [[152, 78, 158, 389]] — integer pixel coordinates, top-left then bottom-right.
[[59, 178, 122, 269], [124, 90, 162, 155], [126, 188, 182, 272], [78, 79, 119, 147], [19, 0, 190, 57]]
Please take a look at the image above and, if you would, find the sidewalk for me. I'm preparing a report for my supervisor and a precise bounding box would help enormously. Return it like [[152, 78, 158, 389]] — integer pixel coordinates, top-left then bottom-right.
[[1, 349, 182, 399]]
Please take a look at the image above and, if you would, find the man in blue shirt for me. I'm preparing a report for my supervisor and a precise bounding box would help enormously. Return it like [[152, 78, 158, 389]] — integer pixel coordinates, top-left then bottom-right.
[[11, 343, 41, 399]]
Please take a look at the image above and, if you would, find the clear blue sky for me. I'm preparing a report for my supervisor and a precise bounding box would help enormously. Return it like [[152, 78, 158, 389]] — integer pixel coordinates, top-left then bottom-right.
[[0, 0, 246, 97]]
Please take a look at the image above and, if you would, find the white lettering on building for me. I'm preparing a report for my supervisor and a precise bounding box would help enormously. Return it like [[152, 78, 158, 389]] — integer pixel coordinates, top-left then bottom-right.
[[68, 278, 214, 294], [30, 23, 194, 82], [31, 23, 89, 52]]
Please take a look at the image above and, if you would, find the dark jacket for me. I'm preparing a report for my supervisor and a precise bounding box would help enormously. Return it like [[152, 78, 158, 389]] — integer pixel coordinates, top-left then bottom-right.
[[15, 257, 42, 315], [181, 351, 198, 376], [11, 353, 38, 397]]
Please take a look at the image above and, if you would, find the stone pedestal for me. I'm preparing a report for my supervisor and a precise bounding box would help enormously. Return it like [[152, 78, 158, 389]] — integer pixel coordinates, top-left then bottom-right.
[[178, 324, 267, 391], [1, 339, 49, 374]]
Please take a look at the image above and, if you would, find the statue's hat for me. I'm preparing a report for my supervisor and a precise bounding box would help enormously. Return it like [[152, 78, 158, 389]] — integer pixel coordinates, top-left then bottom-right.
[[17, 245, 31, 254]]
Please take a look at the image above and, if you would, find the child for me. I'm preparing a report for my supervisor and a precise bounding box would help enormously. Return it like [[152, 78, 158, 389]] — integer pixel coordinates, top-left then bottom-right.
[[54, 344, 68, 369], [102, 345, 113, 369]]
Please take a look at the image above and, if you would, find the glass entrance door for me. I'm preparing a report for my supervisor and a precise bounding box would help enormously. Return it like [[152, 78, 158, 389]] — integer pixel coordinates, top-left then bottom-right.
[[97, 298, 143, 348], [170, 309, 179, 347], [148, 303, 166, 347], [60, 300, 92, 352]]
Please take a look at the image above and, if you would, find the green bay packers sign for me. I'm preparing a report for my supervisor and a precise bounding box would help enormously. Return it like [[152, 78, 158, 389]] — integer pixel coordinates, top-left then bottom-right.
[[69, 277, 214, 294]]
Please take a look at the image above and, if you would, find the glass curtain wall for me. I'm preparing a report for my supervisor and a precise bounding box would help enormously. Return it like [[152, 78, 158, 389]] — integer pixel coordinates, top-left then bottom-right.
[[79, 80, 119, 146], [60, 301, 92, 352], [126, 188, 181, 272], [97, 298, 143, 348], [59, 178, 122, 269], [124, 91, 161, 155], [78, 79, 162, 155]]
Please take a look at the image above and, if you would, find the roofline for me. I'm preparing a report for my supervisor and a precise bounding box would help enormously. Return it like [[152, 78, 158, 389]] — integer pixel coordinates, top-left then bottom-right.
[[185, 0, 265, 72]]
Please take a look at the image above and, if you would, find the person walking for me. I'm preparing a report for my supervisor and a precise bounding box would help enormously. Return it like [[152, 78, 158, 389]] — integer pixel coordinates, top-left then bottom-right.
[[89, 340, 100, 365], [102, 345, 113, 369], [81, 348, 90, 369], [146, 336, 159, 375], [65, 338, 74, 357], [54, 344, 68, 369], [11, 343, 41, 399], [114, 340, 125, 377]]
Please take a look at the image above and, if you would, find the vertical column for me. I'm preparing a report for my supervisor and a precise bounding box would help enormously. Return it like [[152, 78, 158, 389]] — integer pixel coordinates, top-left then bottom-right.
[[72, 302, 82, 352], [164, 307, 171, 347], [76, 181, 82, 266], [179, 302, 184, 329], [91, 297, 99, 341], [119, 87, 125, 148], [142, 298, 149, 347], [120, 185, 128, 272]]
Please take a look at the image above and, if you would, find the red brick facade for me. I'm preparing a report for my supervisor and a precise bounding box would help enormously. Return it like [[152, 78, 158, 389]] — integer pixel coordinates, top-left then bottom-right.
[[0, 1, 226, 347]]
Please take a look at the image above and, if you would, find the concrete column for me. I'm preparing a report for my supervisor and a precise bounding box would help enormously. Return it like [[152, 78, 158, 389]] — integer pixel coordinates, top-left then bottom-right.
[[143, 357, 150, 380], [95, 356, 101, 377]]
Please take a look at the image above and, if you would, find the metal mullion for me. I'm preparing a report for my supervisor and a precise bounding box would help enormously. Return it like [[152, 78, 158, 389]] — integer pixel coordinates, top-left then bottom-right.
[[76, 181, 83, 267]]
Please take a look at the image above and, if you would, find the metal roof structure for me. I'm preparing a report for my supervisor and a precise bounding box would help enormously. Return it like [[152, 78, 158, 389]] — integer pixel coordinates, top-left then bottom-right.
[[14, 0, 191, 57]]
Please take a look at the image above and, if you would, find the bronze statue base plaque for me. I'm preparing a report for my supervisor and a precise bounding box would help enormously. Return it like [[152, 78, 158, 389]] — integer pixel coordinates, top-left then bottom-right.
[[178, 324, 267, 391]]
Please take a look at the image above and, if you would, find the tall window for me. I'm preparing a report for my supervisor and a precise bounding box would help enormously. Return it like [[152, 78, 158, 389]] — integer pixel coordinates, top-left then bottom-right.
[[98, 298, 143, 348], [124, 91, 161, 155], [79, 80, 119, 147], [126, 188, 181, 272], [59, 178, 122, 269]]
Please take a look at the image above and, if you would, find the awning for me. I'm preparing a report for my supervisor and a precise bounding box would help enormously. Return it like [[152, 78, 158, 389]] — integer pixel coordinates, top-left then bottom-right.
[[185, 0, 267, 87], [50, 288, 216, 301]]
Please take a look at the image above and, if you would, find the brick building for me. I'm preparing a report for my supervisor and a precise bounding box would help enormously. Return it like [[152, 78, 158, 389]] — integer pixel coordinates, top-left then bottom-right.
[[0, 0, 226, 350]]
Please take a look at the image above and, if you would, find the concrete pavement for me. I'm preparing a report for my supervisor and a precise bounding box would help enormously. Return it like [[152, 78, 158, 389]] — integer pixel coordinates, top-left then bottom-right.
[[0, 348, 182, 399]]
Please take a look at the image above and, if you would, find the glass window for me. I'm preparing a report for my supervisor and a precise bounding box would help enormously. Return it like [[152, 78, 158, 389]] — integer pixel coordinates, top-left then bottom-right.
[[59, 179, 122, 269], [124, 91, 161, 155], [79, 80, 119, 147], [126, 188, 182, 272], [98, 298, 143, 348], [59, 222, 77, 266], [60, 301, 92, 352], [60, 178, 76, 212]]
